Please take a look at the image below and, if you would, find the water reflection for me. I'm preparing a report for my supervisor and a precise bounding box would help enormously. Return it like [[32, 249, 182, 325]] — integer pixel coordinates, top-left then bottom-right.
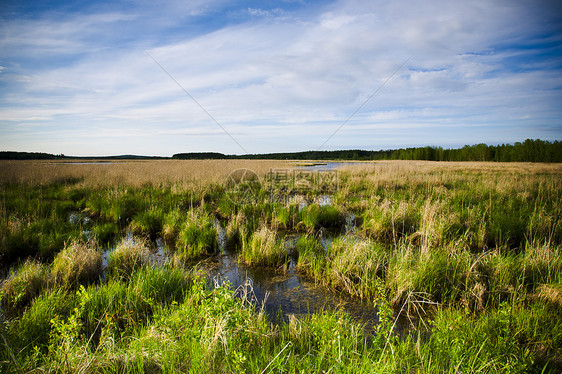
[[201, 252, 379, 329]]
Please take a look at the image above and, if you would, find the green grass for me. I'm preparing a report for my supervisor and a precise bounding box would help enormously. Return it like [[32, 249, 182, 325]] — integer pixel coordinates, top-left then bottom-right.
[[295, 233, 325, 278], [93, 221, 119, 245], [239, 226, 288, 268], [1, 162, 561, 373], [51, 240, 102, 288], [129, 207, 164, 238], [176, 210, 218, 260], [299, 203, 346, 231], [0, 259, 50, 317], [108, 237, 150, 279]]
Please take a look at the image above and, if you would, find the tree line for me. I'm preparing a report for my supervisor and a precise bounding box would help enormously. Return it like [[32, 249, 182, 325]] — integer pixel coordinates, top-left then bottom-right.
[[2, 139, 560, 162], [174, 139, 561, 162]]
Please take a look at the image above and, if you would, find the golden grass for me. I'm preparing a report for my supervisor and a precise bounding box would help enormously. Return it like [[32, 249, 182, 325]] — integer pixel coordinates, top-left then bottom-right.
[[2, 159, 560, 190], [537, 284, 562, 307], [109, 236, 151, 277], [0, 159, 295, 187], [51, 240, 103, 287]]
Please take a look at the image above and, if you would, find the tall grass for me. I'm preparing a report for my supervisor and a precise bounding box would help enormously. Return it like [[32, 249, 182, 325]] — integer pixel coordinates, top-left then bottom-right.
[[239, 226, 288, 268], [108, 237, 150, 279], [299, 203, 346, 231], [0, 259, 50, 317], [176, 210, 218, 260], [51, 240, 102, 288], [1, 160, 561, 372], [295, 234, 325, 279]]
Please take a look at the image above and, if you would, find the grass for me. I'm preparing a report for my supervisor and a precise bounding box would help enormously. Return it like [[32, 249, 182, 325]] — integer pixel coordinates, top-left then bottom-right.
[[51, 240, 103, 288], [239, 226, 288, 268], [1, 159, 561, 373], [129, 207, 164, 238], [108, 237, 151, 279], [176, 210, 218, 260], [299, 203, 346, 231], [0, 259, 50, 317]]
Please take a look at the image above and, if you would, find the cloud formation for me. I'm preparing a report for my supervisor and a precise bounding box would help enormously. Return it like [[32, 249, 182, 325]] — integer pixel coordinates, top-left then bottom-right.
[[0, 0, 560, 156]]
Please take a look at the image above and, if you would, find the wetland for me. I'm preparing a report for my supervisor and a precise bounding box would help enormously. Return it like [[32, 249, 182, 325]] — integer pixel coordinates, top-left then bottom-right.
[[1, 159, 561, 373]]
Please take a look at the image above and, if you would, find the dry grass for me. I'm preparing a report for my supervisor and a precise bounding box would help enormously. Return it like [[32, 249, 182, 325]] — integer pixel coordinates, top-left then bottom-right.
[[0, 159, 294, 187], [51, 240, 103, 288], [340, 160, 562, 193], [537, 284, 562, 307], [109, 236, 151, 277]]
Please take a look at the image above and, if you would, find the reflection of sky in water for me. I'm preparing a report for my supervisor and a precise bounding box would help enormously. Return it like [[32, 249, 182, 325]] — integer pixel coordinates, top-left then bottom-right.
[[74, 204, 415, 334], [298, 162, 367, 171], [203, 252, 379, 329]]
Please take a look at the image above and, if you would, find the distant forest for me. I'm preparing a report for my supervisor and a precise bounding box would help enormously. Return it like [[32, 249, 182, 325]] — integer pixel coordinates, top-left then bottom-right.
[[2, 139, 561, 162], [174, 139, 561, 163]]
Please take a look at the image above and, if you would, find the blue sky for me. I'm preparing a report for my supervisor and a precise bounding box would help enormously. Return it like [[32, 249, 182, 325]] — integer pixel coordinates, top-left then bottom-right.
[[1, 0, 561, 156]]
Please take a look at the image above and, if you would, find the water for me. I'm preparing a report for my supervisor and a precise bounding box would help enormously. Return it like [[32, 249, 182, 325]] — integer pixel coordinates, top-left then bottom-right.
[[59, 161, 123, 165], [201, 252, 379, 329], [74, 203, 416, 334], [298, 161, 369, 171]]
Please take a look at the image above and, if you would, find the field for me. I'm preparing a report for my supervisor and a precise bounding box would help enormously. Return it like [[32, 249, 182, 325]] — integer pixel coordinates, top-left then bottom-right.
[[1, 159, 561, 373]]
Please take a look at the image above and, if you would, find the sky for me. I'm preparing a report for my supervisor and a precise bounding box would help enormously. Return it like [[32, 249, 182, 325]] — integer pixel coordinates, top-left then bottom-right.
[[1, 0, 561, 156]]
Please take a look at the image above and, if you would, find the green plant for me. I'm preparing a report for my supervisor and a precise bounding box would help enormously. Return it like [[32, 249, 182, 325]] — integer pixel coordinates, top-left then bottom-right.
[[176, 210, 218, 260], [239, 226, 287, 268], [129, 208, 164, 238], [108, 237, 150, 279], [51, 240, 102, 288], [0, 259, 50, 316]]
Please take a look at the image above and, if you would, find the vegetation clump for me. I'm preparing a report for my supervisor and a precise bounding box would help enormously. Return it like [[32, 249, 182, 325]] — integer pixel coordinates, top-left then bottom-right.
[[51, 240, 102, 288], [176, 210, 218, 260], [0, 259, 50, 317], [239, 226, 287, 268], [108, 237, 150, 278]]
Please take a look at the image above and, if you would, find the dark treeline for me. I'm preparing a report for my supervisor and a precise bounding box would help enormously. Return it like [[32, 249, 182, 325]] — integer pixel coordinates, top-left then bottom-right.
[[390, 139, 562, 162], [0, 152, 167, 160], [3, 139, 561, 162], [0, 151, 65, 160], [174, 139, 562, 162], [172, 152, 228, 160]]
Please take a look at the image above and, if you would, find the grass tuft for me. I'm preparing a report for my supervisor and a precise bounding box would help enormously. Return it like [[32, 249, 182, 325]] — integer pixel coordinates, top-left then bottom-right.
[[51, 240, 102, 288], [239, 226, 288, 268], [108, 236, 150, 279], [1, 259, 50, 316], [176, 210, 218, 260]]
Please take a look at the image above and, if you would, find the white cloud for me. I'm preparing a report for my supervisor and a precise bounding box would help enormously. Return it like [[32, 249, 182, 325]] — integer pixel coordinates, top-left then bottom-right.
[[1, 0, 560, 155]]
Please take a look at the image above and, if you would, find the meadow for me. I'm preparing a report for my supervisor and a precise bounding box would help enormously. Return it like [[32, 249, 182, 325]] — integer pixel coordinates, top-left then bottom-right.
[[1, 159, 561, 373]]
